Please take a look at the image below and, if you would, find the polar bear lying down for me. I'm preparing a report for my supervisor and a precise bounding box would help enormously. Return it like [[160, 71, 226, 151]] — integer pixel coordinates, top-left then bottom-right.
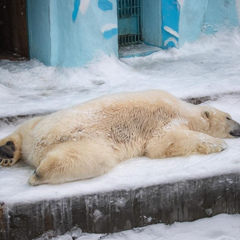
[[0, 90, 240, 185]]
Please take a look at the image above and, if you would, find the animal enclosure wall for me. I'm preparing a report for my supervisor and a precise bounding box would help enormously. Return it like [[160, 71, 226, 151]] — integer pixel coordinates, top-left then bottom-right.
[[27, 0, 118, 67], [25, 0, 240, 66]]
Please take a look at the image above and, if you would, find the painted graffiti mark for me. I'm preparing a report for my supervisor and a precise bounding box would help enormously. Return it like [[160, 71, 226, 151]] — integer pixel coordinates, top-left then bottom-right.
[[101, 23, 118, 39], [164, 37, 178, 48], [103, 28, 118, 39], [72, 0, 117, 39], [99, 2, 117, 39], [164, 26, 179, 38], [72, 0, 90, 21], [72, 0, 80, 22], [80, 0, 90, 15], [98, 0, 113, 11], [162, 0, 180, 48]]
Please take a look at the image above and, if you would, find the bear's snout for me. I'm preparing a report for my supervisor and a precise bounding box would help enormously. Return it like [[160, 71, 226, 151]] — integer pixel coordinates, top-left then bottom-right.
[[229, 120, 240, 137]]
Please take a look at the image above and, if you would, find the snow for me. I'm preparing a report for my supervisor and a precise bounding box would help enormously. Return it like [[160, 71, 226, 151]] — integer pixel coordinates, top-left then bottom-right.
[[1, 29, 240, 205], [38, 214, 240, 240], [0, 30, 240, 117]]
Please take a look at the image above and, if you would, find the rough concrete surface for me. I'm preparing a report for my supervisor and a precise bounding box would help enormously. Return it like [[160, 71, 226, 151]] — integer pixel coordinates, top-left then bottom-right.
[[0, 173, 239, 240]]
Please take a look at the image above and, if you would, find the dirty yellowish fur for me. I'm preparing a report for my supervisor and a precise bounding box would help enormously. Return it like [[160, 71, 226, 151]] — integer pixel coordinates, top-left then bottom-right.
[[1, 90, 240, 185]]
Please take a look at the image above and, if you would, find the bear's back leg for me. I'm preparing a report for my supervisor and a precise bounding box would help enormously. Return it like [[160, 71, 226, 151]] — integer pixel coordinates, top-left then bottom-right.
[[28, 140, 118, 185]]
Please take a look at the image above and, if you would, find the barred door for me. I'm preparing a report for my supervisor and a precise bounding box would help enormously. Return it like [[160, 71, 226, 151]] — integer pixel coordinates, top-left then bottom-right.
[[117, 0, 142, 46]]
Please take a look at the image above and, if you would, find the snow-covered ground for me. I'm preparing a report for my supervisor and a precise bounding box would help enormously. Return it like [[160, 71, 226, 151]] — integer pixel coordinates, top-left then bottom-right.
[[0, 30, 240, 117], [1, 94, 240, 204], [1, 30, 240, 204], [38, 214, 240, 240], [0, 30, 240, 238]]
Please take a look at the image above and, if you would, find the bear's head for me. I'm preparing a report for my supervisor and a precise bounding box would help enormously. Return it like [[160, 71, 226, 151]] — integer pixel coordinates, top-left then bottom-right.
[[201, 106, 240, 138]]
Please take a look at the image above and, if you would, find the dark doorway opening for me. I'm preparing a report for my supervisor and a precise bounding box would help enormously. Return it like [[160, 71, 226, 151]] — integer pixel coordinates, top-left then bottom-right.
[[0, 0, 29, 61], [117, 0, 142, 46]]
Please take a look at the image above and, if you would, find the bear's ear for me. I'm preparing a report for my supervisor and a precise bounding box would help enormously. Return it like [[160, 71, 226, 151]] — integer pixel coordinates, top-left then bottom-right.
[[202, 110, 211, 119]]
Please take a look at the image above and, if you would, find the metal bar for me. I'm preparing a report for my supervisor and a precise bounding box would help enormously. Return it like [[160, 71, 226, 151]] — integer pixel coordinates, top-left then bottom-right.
[[118, 0, 142, 46], [133, 0, 137, 16], [124, 0, 126, 17], [137, 0, 141, 41], [128, 0, 130, 16], [131, 0, 133, 15]]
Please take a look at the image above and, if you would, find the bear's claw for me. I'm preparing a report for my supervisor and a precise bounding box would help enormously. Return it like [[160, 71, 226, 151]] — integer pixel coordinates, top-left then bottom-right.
[[0, 158, 15, 166], [29, 171, 43, 186]]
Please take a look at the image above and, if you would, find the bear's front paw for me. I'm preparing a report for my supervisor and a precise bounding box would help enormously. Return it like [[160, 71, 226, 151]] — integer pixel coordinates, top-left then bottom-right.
[[28, 171, 43, 186], [219, 140, 228, 151], [0, 141, 18, 167], [198, 139, 227, 154]]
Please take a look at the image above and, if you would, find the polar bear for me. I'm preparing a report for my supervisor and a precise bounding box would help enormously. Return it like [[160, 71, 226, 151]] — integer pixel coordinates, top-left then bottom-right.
[[0, 90, 240, 185]]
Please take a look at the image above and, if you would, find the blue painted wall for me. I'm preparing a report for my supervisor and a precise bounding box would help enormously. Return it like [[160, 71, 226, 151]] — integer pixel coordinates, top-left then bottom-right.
[[179, 0, 240, 46], [27, 0, 52, 65], [27, 0, 118, 67], [178, 0, 208, 47], [203, 0, 239, 34], [142, 0, 162, 47], [26, 0, 240, 66], [162, 0, 180, 48]]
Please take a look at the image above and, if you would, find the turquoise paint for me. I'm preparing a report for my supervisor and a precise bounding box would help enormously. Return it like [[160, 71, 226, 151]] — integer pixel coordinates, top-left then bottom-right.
[[72, 0, 81, 22], [203, 0, 239, 34], [26, 0, 240, 66], [162, 0, 180, 48], [120, 50, 160, 58], [179, 0, 208, 47], [103, 28, 118, 39], [98, 0, 113, 11], [118, 17, 139, 35], [142, 0, 162, 47], [27, 0, 52, 65], [27, 0, 118, 66], [179, 0, 240, 46]]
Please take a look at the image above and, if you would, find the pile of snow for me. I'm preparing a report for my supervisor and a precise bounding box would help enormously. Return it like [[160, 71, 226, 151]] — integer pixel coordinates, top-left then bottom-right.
[[0, 30, 240, 117], [36, 214, 240, 240]]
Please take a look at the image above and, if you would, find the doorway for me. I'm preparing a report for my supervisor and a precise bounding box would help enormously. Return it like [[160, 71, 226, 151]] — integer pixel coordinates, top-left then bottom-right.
[[0, 0, 29, 60], [117, 0, 142, 46]]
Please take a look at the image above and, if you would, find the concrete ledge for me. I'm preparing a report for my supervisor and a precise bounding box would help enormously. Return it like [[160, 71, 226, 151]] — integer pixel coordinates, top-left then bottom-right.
[[184, 91, 240, 105], [1, 173, 239, 240]]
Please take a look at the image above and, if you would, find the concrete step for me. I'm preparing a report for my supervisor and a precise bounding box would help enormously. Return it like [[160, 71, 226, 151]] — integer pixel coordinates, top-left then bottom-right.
[[1, 173, 239, 239]]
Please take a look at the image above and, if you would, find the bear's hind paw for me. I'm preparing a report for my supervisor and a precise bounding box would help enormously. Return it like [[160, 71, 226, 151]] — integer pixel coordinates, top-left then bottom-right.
[[0, 140, 20, 167]]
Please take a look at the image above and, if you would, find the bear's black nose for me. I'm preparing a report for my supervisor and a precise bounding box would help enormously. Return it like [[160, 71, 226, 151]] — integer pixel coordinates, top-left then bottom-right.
[[230, 130, 240, 137]]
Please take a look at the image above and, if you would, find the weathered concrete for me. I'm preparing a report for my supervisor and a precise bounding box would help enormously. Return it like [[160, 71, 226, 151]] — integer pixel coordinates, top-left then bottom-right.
[[0, 173, 239, 240], [184, 91, 240, 105]]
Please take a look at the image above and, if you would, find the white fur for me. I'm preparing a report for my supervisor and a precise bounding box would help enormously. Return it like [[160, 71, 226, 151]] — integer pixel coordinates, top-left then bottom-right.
[[0, 90, 237, 185]]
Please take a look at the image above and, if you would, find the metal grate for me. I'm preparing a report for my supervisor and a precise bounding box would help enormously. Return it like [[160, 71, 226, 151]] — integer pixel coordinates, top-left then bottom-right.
[[117, 0, 142, 46]]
